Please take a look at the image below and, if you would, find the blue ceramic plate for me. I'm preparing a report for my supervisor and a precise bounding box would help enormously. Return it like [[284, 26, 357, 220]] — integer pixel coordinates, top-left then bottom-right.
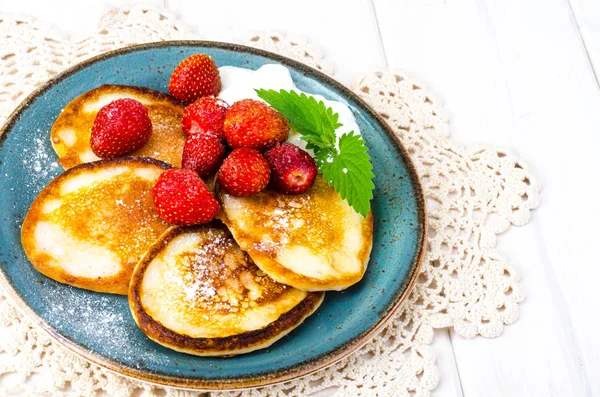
[[0, 42, 425, 390]]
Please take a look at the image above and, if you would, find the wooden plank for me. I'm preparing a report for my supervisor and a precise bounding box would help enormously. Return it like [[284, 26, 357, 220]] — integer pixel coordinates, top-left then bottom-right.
[[167, 0, 387, 85], [569, 0, 600, 86], [374, 0, 600, 395], [450, 224, 592, 396], [433, 330, 465, 396]]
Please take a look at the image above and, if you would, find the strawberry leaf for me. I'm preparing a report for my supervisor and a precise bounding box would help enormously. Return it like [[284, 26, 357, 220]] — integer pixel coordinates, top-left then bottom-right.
[[317, 132, 374, 217], [256, 88, 374, 217]]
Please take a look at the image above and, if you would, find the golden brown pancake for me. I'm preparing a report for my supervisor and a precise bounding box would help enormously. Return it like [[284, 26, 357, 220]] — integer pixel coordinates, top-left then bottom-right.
[[51, 85, 185, 169], [21, 157, 172, 295], [217, 176, 373, 291], [129, 224, 324, 356]]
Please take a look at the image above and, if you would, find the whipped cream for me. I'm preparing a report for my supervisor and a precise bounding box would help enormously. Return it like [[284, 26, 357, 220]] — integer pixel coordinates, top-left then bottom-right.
[[218, 64, 361, 151]]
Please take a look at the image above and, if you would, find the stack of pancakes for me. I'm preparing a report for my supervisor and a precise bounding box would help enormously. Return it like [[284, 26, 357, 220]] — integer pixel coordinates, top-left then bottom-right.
[[21, 85, 373, 356]]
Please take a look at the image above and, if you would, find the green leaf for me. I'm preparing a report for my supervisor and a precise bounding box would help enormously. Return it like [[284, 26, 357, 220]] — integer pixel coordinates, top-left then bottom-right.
[[319, 132, 375, 217], [256, 88, 374, 217]]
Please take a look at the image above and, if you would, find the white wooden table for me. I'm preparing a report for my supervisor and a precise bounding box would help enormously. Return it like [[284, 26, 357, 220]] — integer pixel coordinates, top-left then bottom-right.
[[2, 0, 599, 395]]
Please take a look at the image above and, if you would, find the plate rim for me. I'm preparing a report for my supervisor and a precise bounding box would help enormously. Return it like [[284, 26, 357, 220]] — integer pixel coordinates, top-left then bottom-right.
[[0, 40, 426, 391]]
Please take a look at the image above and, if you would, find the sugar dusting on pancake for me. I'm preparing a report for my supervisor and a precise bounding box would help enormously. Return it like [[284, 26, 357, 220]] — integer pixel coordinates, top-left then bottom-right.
[[218, 176, 373, 291], [129, 224, 324, 356]]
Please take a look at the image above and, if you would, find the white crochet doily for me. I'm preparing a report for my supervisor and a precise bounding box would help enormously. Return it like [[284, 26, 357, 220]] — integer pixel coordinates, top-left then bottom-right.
[[0, 6, 540, 396]]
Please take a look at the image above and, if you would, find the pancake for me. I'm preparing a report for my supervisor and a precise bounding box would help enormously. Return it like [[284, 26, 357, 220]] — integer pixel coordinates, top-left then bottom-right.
[[51, 85, 185, 170], [217, 176, 374, 291], [129, 224, 324, 356], [21, 157, 172, 295]]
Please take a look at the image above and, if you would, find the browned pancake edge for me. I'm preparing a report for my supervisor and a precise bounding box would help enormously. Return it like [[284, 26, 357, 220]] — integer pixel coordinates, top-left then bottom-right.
[[21, 157, 172, 295], [128, 223, 325, 356]]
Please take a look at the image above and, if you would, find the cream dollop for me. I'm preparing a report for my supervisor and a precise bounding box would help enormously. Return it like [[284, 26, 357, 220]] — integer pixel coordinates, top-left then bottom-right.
[[218, 64, 361, 151]]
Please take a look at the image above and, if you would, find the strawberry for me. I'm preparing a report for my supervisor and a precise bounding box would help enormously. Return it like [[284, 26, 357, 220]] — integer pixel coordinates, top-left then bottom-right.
[[182, 96, 229, 141], [90, 98, 152, 158], [169, 54, 221, 104], [218, 148, 271, 196], [264, 143, 317, 194], [152, 168, 220, 225], [223, 99, 289, 150], [182, 133, 225, 177]]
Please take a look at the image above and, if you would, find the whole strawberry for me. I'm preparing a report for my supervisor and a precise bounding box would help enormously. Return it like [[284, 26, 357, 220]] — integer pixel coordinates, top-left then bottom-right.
[[182, 134, 225, 177], [182, 96, 229, 141], [90, 98, 152, 158], [218, 148, 271, 196], [169, 54, 221, 104], [264, 143, 318, 194], [223, 99, 289, 150], [153, 168, 220, 225]]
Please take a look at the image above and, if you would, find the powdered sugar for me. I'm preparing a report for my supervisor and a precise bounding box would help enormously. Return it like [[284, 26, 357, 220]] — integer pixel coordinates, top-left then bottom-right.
[[183, 280, 216, 302], [269, 196, 310, 233], [163, 231, 238, 309], [42, 286, 155, 365], [272, 208, 290, 229], [22, 132, 61, 186]]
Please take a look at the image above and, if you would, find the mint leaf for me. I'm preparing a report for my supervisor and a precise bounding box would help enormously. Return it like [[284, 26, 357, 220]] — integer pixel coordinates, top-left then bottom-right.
[[256, 88, 374, 217], [318, 132, 374, 217]]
